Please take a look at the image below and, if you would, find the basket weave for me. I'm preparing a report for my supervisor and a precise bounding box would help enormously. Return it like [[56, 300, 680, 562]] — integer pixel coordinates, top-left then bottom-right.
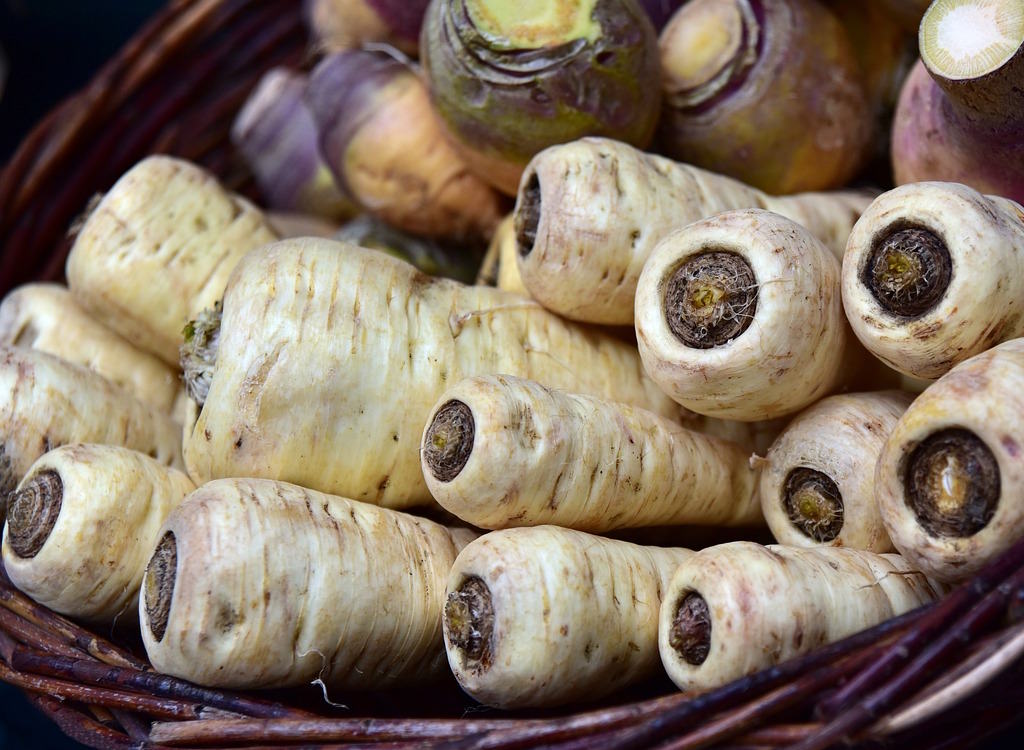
[[2, 2, 1024, 748]]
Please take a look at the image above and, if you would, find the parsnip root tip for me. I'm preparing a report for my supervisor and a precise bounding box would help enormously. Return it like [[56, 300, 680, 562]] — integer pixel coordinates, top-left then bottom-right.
[[423, 400, 475, 483], [904, 428, 1000, 538], [663, 251, 757, 348], [669, 592, 711, 666], [145, 532, 178, 643], [444, 576, 494, 670], [514, 172, 541, 258], [783, 467, 845, 543], [6, 470, 63, 559], [864, 226, 952, 318]]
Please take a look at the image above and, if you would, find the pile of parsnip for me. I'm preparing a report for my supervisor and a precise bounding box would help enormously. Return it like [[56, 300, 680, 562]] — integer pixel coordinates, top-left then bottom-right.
[[1, 0, 1023, 714]]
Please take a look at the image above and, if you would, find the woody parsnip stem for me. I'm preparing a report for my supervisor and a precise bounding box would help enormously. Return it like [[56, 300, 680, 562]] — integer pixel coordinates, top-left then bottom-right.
[[184, 238, 677, 509], [841, 182, 1024, 380], [422, 374, 758, 532], [875, 338, 1024, 583], [66, 156, 279, 367], [514, 138, 872, 325], [658, 542, 943, 693], [140, 477, 474, 689], [444, 526, 690, 708], [3, 444, 194, 621]]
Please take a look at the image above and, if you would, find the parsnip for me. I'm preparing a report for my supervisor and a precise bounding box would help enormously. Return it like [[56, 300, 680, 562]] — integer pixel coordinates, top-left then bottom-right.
[[0, 346, 183, 514], [841, 182, 1024, 380], [422, 374, 758, 532], [443, 526, 691, 708], [184, 238, 676, 509], [875, 338, 1024, 583], [658, 542, 942, 692], [66, 156, 279, 366], [513, 137, 872, 324], [0, 283, 179, 413], [2, 444, 194, 621], [635, 209, 874, 420], [759, 392, 913, 552], [140, 477, 474, 689], [479, 215, 528, 296]]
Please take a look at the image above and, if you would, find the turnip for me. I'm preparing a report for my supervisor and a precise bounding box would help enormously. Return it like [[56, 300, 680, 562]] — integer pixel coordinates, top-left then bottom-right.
[[891, 0, 1024, 202], [2, 444, 194, 621], [875, 338, 1024, 583], [421, 374, 758, 532], [759, 391, 913, 552], [658, 541, 942, 693], [66, 156, 279, 366], [513, 138, 872, 325], [0, 283, 179, 414], [140, 477, 474, 689], [658, 0, 871, 193], [841, 182, 1024, 380], [443, 525, 690, 707], [183, 238, 677, 509]]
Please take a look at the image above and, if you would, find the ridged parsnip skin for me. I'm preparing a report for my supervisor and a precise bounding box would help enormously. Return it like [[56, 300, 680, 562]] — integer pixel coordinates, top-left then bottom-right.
[[514, 138, 872, 324], [140, 477, 473, 689], [444, 526, 691, 708], [875, 339, 1024, 583], [760, 392, 913, 552], [423, 375, 758, 531], [186, 239, 676, 508], [841, 182, 1024, 379], [0, 346, 183, 507], [635, 210, 853, 421], [658, 542, 942, 692], [66, 156, 279, 366], [2, 444, 194, 621], [0, 284, 180, 413]]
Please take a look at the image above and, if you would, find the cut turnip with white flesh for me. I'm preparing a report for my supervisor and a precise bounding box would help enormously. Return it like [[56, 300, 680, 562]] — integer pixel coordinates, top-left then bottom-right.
[[875, 338, 1024, 583], [892, 0, 1024, 202], [841, 182, 1024, 381]]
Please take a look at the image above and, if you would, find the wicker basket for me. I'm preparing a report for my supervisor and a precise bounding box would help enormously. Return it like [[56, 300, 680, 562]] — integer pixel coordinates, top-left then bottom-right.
[[2, 1, 1024, 748]]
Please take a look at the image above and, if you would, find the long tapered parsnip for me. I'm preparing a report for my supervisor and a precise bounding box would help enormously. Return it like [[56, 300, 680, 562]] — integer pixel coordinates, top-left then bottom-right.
[[635, 209, 876, 421], [2, 444, 194, 621], [875, 338, 1024, 583], [422, 374, 758, 532], [66, 156, 279, 366], [513, 137, 873, 324], [841, 182, 1024, 380], [658, 542, 942, 693], [184, 238, 677, 509], [0, 283, 180, 413], [759, 392, 913, 552], [140, 477, 474, 689], [443, 526, 691, 708], [0, 346, 183, 515]]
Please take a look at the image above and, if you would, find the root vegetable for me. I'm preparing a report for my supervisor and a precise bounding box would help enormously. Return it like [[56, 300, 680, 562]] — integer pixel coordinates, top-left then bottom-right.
[[841, 182, 1024, 380], [420, 0, 662, 195], [634, 209, 871, 421], [0, 283, 179, 413], [231, 68, 356, 221], [2, 444, 194, 621], [759, 391, 913, 552], [267, 212, 342, 240], [0, 346, 183, 516], [140, 477, 474, 689], [183, 238, 677, 509], [875, 338, 1024, 583], [658, 0, 871, 193], [443, 526, 691, 707], [513, 138, 872, 325], [307, 50, 504, 243], [422, 374, 758, 532], [891, 0, 1024, 202], [658, 541, 943, 692], [65, 156, 279, 366], [479, 215, 528, 296], [303, 0, 429, 56]]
